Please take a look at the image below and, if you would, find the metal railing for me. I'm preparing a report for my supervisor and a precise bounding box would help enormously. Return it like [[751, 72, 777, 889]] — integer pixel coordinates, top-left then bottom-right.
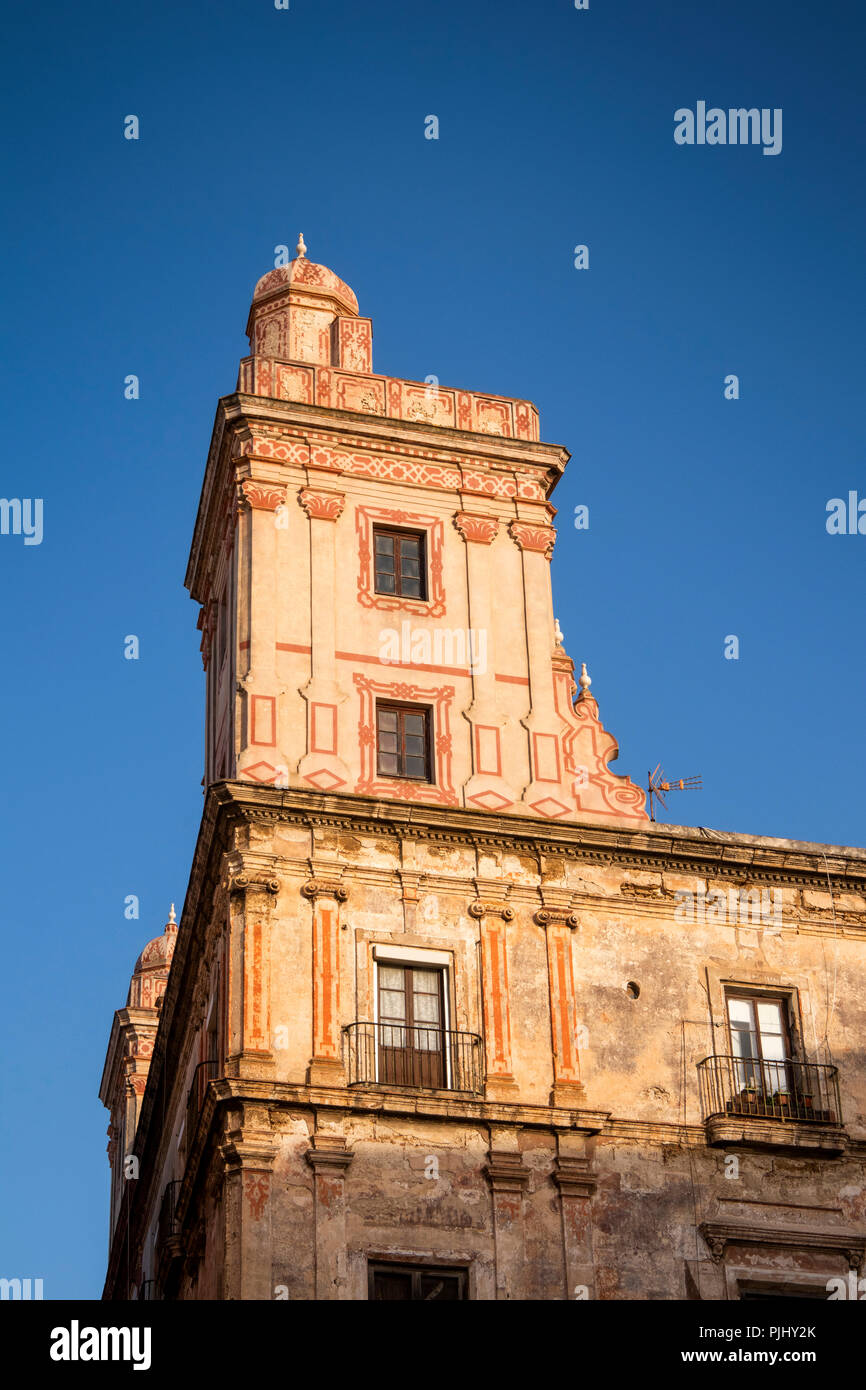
[[138, 1279, 161, 1301], [697, 1054, 841, 1125], [185, 1059, 219, 1153], [157, 1179, 182, 1250], [343, 1022, 483, 1095]]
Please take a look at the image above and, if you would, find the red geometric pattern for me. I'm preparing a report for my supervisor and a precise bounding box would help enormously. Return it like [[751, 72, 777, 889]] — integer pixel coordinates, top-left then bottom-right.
[[353, 672, 458, 805], [355, 506, 446, 616]]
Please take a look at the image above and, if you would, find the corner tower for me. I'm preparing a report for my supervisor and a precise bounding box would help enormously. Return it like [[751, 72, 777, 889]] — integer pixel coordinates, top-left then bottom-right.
[[186, 238, 646, 824]]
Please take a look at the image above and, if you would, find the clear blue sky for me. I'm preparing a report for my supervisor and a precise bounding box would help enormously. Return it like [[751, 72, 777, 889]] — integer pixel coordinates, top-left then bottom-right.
[[1, 0, 863, 1299]]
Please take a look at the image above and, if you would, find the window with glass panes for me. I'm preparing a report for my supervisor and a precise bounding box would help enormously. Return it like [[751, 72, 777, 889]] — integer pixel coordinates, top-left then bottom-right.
[[373, 527, 426, 599], [377, 963, 445, 1088], [376, 703, 431, 781], [726, 993, 791, 1096], [368, 1262, 467, 1300]]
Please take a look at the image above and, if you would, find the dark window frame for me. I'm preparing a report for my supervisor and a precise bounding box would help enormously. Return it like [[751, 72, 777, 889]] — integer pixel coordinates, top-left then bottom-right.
[[372, 525, 428, 601], [375, 700, 433, 782], [376, 961, 447, 1089], [368, 1259, 468, 1301]]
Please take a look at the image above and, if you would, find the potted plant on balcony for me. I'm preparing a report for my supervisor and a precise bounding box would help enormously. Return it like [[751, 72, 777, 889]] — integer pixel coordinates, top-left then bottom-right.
[[740, 1084, 758, 1114], [775, 1089, 791, 1114]]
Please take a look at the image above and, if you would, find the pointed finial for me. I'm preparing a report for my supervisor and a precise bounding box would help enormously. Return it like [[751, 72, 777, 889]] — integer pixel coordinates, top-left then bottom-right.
[[168, 903, 176, 926], [554, 618, 564, 648], [578, 662, 591, 695], [296, 232, 307, 259]]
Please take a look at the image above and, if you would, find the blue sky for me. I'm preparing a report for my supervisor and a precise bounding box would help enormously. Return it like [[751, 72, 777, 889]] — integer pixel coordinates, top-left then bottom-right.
[[1, 0, 863, 1298]]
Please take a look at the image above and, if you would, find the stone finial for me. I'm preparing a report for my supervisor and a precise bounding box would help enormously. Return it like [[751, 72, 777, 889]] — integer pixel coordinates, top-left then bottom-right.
[[578, 662, 591, 695], [168, 903, 176, 925], [554, 618, 564, 648], [296, 233, 307, 258]]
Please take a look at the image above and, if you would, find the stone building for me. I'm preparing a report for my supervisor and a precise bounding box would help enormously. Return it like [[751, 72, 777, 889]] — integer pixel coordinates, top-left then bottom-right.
[[101, 241, 866, 1301]]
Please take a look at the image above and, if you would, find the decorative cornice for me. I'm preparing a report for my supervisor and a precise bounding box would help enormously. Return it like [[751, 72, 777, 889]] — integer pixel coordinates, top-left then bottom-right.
[[509, 521, 556, 559], [454, 512, 499, 544], [699, 1221, 866, 1269], [298, 487, 345, 522]]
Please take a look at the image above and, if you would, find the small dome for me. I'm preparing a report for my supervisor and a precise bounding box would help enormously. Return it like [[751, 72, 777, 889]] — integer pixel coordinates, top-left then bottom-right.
[[133, 923, 177, 974], [127, 908, 178, 1008], [251, 236, 359, 317]]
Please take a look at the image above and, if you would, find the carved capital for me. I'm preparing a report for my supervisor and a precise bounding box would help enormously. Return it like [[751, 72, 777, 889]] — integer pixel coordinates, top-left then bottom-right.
[[535, 908, 579, 929], [298, 487, 345, 521], [553, 1156, 597, 1199], [469, 899, 514, 921], [454, 512, 499, 545], [228, 872, 280, 896], [240, 480, 286, 512], [301, 878, 349, 903], [509, 521, 555, 559], [484, 1151, 529, 1193], [305, 1135, 354, 1175]]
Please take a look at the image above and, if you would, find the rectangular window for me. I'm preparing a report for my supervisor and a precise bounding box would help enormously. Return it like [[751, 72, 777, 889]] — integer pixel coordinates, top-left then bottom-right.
[[369, 1262, 467, 1300], [373, 527, 427, 600], [726, 991, 792, 1100], [376, 703, 432, 781], [377, 963, 445, 1088]]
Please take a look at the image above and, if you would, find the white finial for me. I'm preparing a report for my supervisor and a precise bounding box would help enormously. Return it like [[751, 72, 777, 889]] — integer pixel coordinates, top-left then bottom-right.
[[168, 903, 176, 925], [296, 233, 307, 258], [554, 618, 564, 648], [578, 662, 591, 695]]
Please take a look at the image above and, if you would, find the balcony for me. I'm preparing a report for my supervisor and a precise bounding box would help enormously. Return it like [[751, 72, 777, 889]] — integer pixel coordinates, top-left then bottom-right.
[[157, 1179, 181, 1248], [343, 1022, 484, 1096], [697, 1054, 845, 1155], [185, 1059, 219, 1156]]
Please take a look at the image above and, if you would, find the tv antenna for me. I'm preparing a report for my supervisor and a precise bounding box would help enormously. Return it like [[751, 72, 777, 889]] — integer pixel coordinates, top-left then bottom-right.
[[647, 765, 702, 823]]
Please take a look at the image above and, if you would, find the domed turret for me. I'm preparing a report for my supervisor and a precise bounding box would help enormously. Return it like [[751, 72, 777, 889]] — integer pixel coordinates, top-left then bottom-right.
[[244, 235, 372, 372], [127, 905, 178, 1009]]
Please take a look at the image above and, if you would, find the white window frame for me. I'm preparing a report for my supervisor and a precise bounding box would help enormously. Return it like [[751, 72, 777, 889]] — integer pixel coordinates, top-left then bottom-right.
[[371, 945, 453, 1088]]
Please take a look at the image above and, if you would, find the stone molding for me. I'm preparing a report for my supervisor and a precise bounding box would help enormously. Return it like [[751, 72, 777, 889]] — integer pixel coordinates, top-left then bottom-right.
[[699, 1221, 866, 1270]]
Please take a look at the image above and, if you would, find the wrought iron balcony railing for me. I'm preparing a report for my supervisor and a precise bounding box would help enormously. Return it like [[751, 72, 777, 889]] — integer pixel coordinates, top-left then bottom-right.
[[343, 1022, 484, 1095], [156, 1178, 182, 1249], [185, 1059, 219, 1154], [697, 1054, 842, 1125]]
